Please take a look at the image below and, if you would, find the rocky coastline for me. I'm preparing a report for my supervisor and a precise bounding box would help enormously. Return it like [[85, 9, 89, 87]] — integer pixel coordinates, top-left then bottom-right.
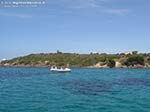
[[1, 52, 150, 68], [1, 62, 150, 68]]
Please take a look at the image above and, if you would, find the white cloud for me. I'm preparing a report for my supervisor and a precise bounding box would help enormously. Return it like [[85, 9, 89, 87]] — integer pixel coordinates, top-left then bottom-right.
[[0, 12, 32, 18], [50, 0, 106, 9], [71, 0, 98, 9], [103, 9, 130, 16], [47, 0, 130, 16], [0, 1, 130, 18]]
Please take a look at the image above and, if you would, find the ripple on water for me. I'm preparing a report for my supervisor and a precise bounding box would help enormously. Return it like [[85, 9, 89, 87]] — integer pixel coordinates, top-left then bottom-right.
[[118, 78, 150, 86], [0, 67, 150, 112], [61, 79, 113, 96]]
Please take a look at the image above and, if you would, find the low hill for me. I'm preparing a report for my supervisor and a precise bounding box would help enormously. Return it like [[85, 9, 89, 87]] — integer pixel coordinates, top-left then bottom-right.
[[1, 52, 150, 68]]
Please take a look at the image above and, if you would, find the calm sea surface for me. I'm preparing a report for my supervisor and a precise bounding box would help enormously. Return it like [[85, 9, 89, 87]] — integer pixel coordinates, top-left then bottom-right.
[[0, 67, 150, 112]]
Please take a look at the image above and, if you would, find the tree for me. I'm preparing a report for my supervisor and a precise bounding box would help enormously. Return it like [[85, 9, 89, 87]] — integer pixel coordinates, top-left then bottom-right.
[[124, 55, 144, 66], [57, 50, 62, 54], [147, 57, 150, 64], [132, 51, 138, 54], [107, 59, 115, 68]]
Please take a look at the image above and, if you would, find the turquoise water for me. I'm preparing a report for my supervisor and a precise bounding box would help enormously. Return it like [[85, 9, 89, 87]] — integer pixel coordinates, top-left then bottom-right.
[[0, 67, 150, 112]]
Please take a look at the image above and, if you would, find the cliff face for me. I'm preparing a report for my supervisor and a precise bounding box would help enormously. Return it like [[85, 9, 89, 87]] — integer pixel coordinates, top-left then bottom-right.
[[115, 61, 122, 68], [0, 53, 150, 68]]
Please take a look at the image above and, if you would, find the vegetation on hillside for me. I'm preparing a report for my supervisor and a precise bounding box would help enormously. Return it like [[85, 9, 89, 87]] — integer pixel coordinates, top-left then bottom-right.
[[1, 51, 150, 68]]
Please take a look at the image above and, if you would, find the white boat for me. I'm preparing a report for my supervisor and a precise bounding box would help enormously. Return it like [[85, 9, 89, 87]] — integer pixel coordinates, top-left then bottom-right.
[[50, 66, 71, 72]]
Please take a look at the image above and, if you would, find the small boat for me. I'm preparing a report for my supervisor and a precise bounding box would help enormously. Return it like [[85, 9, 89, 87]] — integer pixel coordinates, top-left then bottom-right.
[[50, 66, 71, 72]]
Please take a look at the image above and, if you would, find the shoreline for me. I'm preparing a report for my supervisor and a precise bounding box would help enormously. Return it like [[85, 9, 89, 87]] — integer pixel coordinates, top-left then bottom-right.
[[0, 65, 150, 69]]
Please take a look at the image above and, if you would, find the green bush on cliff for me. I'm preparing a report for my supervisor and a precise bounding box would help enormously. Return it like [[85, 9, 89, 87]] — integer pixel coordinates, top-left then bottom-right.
[[107, 59, 115, 68], [124, 55, 144, 66], [147, 57, 150, 64]]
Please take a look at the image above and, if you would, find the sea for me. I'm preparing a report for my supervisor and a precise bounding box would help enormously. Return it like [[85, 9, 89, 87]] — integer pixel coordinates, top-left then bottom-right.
[[0, 67, 150, 112]]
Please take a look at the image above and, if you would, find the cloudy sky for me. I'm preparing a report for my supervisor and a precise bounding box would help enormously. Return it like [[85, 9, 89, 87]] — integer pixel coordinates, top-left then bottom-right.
[[0, 0, 150, 59]]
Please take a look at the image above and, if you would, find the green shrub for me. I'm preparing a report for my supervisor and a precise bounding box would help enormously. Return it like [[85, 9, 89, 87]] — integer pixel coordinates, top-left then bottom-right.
[[124, 55, 144, 66], [107, 59, 115, 68]]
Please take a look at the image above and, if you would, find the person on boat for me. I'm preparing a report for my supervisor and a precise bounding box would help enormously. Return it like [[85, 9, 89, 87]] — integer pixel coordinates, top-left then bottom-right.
[[51, 65, 57, 69], [61, 66, 65, 70]]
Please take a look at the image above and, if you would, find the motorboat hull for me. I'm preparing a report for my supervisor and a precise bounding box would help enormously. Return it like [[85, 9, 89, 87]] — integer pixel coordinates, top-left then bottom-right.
[[50, 68, 71, 72]]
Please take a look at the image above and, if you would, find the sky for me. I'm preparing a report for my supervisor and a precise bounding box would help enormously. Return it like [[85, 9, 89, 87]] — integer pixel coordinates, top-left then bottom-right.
[[0, 0, 150, 60]]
